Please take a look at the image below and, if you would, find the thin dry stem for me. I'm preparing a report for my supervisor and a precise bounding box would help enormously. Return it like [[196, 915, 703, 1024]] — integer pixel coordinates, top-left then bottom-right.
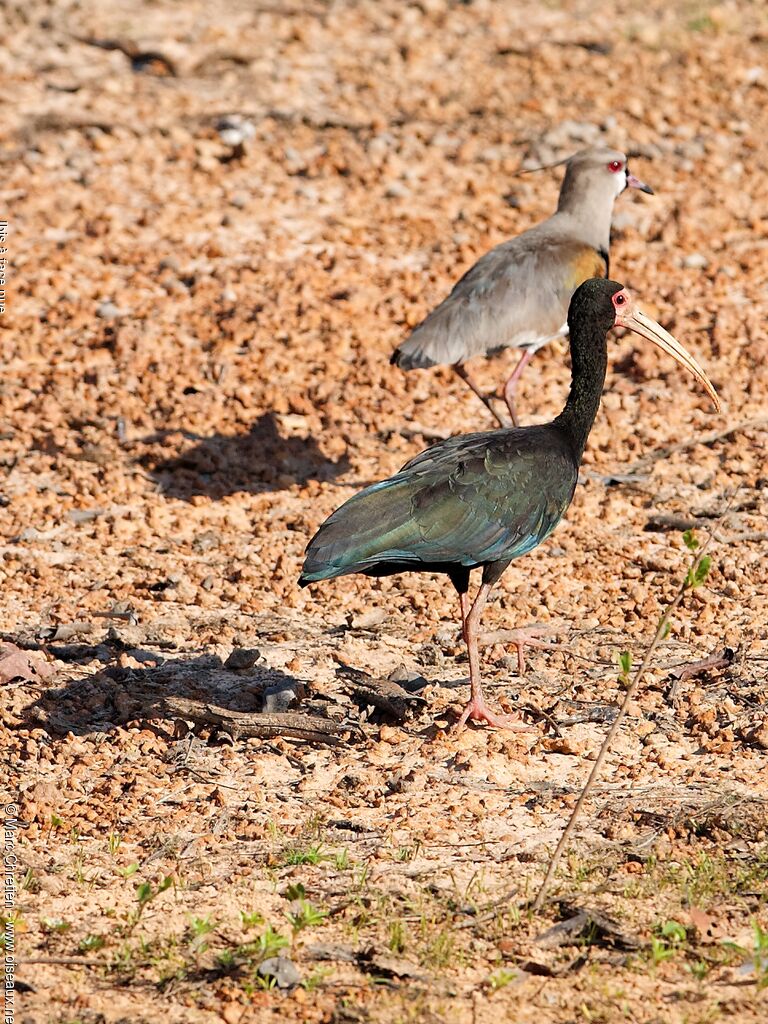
[[531, 513, 728, 913]]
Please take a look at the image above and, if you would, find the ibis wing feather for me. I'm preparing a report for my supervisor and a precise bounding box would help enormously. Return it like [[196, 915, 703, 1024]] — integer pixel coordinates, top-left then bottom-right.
[[300, 427, 578, 582]]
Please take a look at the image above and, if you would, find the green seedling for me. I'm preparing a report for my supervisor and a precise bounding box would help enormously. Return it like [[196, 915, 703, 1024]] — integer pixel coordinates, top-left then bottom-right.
[[41, 918, 72, 935], [125, 876, 174, 934], [726, 920, 768, 989], [282, 843, 326, 866], [687, 556, 711, 589], [255, 923, 290, 960], [688, 959, 710, 981], [752, 920, 768, 989], [187, 915, 215, 954], [618, 650, 632, 688], [395, 844, 421, 863], [488, 967, 517, 991], [649, 919, 687, 966], [253, 974, 277, 991], [216, 948, 236, 970], [136, 877, 173, 911], [286, 898, 327, 934], [388, 919, 407, 953], [302, 966, 332, 991], [682, 529, 700, 552], [20, 868, 37, 893], [334, 849, 350, 870]]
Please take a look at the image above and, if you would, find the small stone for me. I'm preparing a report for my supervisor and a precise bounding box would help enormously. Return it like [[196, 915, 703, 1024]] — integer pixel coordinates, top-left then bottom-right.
[[385, 181, 410, 199], [224, 648, 261, 671], [683, 252, 709, 269], [258, 955, 301, 989], [221, 1002, 243, 1024], [262, 681, 299, 713], [351, 607, 387, 630], [388, 665, 428, 692], [96, 300, 127, 319], [744, 719, 768, 750], [217, 114, 256, 148]]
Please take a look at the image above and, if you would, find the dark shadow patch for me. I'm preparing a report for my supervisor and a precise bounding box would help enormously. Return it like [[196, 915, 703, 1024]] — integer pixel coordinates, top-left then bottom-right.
[[142, 412, 350, 499], [23, 652, 324, 740]]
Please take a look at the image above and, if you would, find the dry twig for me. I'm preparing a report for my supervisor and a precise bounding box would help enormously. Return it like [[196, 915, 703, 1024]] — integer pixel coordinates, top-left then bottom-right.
[[162, 696, 350, 745], [624, 416, 768, 476], [532, 513, 727, 912]]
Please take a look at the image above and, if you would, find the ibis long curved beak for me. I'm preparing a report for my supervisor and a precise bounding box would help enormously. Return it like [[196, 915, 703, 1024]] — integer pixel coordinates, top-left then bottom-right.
[[617, 306, 721, 412]]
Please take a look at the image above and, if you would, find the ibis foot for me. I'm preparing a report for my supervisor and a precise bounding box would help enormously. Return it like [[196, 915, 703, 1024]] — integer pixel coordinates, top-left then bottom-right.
[[456, 694, 534, 731]]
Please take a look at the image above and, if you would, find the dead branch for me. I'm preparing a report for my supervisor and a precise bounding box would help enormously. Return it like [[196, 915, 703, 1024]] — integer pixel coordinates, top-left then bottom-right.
[[19, 956, 104, 967], [665, 647, 735, 704], [162, 696, 349, 745], [335, 664, 424, 721]]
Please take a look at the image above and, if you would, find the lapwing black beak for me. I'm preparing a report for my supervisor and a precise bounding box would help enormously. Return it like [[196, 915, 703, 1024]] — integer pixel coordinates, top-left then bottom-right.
[[626, 171, 654, 195]]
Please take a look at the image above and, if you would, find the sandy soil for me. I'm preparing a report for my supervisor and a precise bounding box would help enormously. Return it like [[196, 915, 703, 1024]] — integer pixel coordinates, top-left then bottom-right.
[[2, 1, 768, 1021]]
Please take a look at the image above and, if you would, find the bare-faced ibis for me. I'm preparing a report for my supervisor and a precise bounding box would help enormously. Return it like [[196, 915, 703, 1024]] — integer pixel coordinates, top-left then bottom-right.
[[300, 279, 719, 729], [391, 148, 654, 427]]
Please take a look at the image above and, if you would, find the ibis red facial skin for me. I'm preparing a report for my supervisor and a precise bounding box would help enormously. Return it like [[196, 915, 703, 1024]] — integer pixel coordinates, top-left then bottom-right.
[[390, 147, 654, 427], [302, 279, 719, 730]]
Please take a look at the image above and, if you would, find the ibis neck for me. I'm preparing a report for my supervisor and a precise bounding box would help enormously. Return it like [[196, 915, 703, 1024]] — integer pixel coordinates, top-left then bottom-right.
[[553, 323, 608, 463]]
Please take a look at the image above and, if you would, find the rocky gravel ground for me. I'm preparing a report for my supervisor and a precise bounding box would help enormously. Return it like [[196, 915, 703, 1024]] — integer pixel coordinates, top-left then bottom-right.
[[2, 1, 768, 1021]]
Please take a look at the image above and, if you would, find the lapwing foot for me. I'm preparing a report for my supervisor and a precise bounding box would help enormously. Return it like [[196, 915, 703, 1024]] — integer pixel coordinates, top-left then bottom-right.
[[479, 623, 563, 674]]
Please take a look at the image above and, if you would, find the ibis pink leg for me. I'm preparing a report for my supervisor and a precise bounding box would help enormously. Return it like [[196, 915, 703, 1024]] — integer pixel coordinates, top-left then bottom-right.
[[456, 583, 533, 731], [453, 364, 509, 428], [502, 349, 534, 427], [459, 591, 470, 643]]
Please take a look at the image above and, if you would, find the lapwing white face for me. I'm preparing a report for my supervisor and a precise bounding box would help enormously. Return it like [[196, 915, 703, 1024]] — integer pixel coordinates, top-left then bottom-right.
[[611, 287, 720, 412], [566, 148, 654, 203], [605, 156, 654, 197]]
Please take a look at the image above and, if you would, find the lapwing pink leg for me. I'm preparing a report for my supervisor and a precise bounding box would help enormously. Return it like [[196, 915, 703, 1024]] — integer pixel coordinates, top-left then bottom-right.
[[456, 584, 533, 730], [502, 349, 534, 427], [479, 623, 562, 674], [453, 364, 510, 428]]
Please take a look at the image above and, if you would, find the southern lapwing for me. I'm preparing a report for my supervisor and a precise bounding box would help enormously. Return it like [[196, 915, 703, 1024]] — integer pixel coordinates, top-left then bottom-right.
[[391, 147, 654, 426]]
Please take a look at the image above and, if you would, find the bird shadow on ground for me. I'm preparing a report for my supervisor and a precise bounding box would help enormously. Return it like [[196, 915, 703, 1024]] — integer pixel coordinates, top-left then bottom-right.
[[141, 412, 351, 499], [23, 651, 309, 740]]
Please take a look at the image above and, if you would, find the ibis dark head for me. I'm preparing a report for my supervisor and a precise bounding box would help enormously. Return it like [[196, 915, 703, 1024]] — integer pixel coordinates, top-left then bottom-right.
[[566, 277, 624, 338]]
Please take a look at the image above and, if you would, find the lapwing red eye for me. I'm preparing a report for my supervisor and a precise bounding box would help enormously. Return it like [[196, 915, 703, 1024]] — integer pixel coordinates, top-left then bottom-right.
[[607, 160, 623, 173]]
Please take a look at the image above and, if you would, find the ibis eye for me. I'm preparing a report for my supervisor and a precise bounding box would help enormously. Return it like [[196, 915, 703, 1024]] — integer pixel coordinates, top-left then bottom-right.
[[608, 160, 623, 173], [615, 293, 626, 305]]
